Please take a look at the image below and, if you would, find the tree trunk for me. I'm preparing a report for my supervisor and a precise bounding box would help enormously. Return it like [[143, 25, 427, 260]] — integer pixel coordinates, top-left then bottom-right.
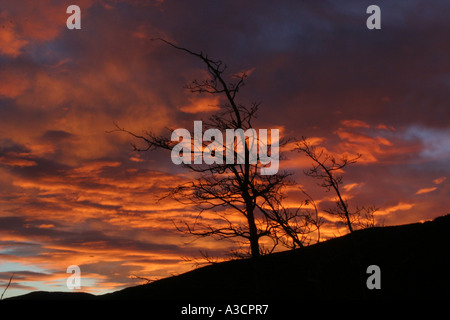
[[246, 203, 260, 258]]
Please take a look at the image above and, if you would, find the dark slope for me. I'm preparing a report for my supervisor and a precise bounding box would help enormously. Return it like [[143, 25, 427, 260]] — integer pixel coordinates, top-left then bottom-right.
[[7, 291, 96, 300], [103, 214, 450, 300], [7, 214, 450, 300]]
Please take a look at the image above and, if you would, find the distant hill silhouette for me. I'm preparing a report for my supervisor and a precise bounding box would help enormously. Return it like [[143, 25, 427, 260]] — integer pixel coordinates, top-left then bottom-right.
[[7, 214, 450, 300]]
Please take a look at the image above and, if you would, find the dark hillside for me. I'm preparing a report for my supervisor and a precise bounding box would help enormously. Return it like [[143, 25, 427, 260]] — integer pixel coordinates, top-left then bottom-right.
[[104, 214, 450, 300], [8, 214, 450, 300]]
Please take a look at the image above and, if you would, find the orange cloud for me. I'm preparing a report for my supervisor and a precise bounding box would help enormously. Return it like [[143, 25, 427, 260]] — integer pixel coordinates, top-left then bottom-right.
[[343, 182, 363, 192], [0, 68, 30, 98], [433, 177, 447, 185], [341, 119, 370, 128], [333, 127, 393, 163], [179, 96, 221, 114], [416, 187, 438, 195], [376, 202, 414, 217], [0, 156, 36, 167], [0, 26, 28, 58], [0, 0, 95, 57]]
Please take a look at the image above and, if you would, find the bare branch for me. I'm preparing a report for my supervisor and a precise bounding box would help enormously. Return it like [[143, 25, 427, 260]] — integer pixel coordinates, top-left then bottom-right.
[[1, 272, 14, 300]]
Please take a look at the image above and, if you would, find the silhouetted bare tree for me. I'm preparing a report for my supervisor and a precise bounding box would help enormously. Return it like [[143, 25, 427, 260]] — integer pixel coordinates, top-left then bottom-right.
[[113, 39, 319, 258], [296, 137, 378, 233]]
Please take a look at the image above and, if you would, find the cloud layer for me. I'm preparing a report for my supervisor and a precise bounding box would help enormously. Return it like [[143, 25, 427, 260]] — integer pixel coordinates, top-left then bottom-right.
[[1, 0, 449, 297]]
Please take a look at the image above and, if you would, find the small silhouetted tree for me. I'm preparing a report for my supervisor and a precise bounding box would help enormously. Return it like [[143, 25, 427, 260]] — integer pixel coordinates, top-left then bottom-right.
[[296, 137, 377, 233], [114, 39, 319, 258]]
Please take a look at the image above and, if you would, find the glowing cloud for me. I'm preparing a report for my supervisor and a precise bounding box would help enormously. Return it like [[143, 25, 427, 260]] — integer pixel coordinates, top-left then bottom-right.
[[416, 187, 438, 195]]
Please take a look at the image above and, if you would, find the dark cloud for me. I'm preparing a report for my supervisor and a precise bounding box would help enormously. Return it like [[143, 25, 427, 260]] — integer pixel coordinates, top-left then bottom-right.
[[0, 138, 29, 155], [40, 130, 74, 142], [0, 270, 51, 281]]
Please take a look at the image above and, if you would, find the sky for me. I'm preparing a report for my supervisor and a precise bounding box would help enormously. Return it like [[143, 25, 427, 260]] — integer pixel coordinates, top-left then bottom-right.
[[0, 0, 449, 298]]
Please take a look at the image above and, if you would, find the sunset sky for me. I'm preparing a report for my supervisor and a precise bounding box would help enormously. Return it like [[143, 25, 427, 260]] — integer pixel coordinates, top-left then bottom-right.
[[1, 0, 449, 298]]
